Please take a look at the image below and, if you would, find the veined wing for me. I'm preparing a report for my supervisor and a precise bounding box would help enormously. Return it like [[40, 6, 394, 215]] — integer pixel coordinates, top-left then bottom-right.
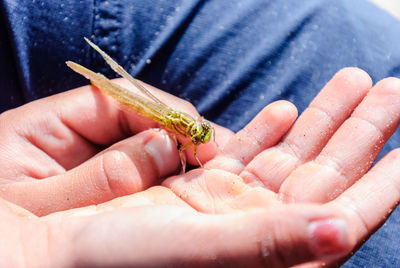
[[83, 37, 167, 107], [66, 61, 169, 124]]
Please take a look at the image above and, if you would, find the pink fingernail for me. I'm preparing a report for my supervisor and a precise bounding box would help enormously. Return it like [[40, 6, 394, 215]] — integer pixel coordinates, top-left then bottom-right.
[[309, 219, 349, 258]]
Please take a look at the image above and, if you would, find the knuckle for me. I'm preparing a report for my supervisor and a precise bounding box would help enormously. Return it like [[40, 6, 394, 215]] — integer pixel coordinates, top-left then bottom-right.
[[256, 221, 308, 267]]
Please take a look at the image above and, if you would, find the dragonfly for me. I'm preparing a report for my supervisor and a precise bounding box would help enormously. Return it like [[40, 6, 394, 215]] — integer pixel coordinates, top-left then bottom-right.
[[66, 38, 214, 169]]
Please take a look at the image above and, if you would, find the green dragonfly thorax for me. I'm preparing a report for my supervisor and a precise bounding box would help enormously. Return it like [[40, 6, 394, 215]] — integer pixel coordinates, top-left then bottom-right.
[[162, 109, 214, 145]]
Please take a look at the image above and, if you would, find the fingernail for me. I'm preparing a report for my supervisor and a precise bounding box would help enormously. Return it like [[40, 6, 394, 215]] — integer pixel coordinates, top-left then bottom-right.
[[144, 130, 179, 176], [309, 219, 349, 258]]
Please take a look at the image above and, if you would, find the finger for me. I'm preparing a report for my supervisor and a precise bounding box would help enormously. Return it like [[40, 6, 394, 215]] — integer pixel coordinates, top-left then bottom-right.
[[280, 77, 400, 202], [327, 147, 400, 243], [0, 130, 180, 216], [61, 78, 207, 145], [240, 68, 372, 191], [206, 100, 298, 174], [55, 205, 352, 267], [5, 78, 202, 171]]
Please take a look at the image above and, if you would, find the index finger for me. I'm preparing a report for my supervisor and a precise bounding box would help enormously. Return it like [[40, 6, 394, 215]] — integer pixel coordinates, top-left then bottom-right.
[[6, 78, 209, 169]]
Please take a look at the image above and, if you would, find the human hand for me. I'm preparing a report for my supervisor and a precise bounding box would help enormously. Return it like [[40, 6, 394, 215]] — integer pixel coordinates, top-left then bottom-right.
[[1, 68, 400, 267], [163, 68, 400, 266]]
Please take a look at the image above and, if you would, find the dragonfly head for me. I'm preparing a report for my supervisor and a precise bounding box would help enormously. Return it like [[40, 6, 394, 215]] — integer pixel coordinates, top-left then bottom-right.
[[191, 120, 214, 145]]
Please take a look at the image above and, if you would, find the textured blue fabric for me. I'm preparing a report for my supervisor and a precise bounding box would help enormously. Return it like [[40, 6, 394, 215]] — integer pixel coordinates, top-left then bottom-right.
[[1, 0, 400, 266]]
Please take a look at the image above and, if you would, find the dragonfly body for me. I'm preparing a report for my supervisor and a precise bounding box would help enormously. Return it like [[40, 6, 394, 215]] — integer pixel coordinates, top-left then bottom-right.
[[66, 38, 213, 167]]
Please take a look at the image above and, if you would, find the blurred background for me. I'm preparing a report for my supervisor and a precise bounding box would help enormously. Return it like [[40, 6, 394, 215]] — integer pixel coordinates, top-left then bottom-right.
[[370, 0, 400, 19]]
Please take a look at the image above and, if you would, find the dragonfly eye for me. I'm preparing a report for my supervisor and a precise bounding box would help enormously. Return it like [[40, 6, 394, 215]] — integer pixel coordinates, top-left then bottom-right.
[[200, 121, 213, 143], [202, 128, 213, 143], [190, 120, 213, 145]]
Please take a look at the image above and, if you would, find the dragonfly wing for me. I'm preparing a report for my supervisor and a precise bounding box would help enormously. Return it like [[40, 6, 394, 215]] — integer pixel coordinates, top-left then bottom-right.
[[66, 61, 166, 123], [84, 37, 167, 107]]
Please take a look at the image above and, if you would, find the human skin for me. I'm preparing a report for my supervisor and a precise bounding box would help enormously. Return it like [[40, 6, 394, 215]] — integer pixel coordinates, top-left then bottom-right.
[[0, 68, 399, 267]]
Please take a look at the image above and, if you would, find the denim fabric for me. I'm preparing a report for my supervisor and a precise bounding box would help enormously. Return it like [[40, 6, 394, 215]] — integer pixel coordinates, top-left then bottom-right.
[[1, 0, 400, 266]]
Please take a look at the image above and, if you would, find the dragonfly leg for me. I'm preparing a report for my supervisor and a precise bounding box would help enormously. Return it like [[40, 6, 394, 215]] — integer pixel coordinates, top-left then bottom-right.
[[179, 141, 203, 168], [179, 140, 193, 151], [192, 144, 203, 168], [167, 133, 186, 173], [178, 150, 187, 174], [179, 140, 193, 172]]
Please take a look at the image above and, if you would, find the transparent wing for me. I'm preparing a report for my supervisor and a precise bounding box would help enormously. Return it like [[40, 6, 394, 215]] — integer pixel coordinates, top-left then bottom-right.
[[84, 37, 167, 107], [66, 61, 167, 123]]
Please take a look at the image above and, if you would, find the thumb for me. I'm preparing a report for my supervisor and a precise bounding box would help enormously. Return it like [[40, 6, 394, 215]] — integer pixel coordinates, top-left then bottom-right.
[[0, 130, 180, 216], [60, 204, 353, 267], [201, 205, 352, 267]]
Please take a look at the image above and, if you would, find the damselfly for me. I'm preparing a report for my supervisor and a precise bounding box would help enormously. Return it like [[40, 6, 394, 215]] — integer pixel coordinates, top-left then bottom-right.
[[66, 38, 214, 169]]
